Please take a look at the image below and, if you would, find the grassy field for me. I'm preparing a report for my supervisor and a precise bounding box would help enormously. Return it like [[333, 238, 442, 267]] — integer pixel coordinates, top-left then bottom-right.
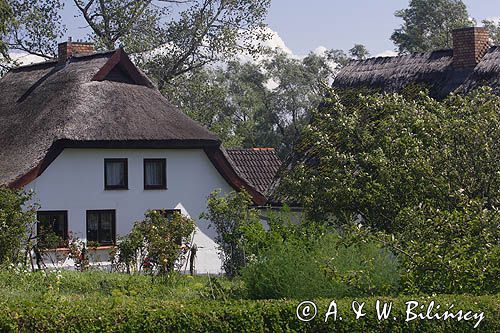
[[0, 269, 242, 302]]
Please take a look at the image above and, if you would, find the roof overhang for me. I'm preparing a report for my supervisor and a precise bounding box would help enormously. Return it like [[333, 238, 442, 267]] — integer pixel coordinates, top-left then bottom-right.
[[8, 139, 268, 206]]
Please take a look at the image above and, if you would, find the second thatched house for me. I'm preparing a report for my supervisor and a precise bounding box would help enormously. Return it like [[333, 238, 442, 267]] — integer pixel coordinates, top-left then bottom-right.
[[333, 27, 500, 98]]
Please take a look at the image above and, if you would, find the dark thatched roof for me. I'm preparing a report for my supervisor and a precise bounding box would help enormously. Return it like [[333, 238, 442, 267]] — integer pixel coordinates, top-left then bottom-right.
[[226, 148, 282, 195], [333, 46, 500, 98], [0, 50, 217, 185], [0, 49, 268, 205]]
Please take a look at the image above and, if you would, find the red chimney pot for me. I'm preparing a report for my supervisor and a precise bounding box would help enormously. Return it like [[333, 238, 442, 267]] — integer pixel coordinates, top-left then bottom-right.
[[58, 37, 95, 63], [452, 27, 490, 68]]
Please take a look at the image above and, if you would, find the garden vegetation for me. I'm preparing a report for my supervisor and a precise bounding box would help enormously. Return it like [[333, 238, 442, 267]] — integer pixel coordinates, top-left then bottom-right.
[[0, 88, 498, 331]]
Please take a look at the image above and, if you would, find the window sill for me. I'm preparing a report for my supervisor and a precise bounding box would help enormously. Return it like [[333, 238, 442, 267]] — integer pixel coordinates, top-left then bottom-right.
[[90, 245, 116, 250], [41, 245, 116, 252], [104, 188, 129, 191]]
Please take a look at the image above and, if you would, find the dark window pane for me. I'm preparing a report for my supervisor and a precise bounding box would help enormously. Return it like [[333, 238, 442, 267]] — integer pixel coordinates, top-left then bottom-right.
[[100, 212, 113, 243], [144, 159, 166, 189], [105, 159, 128, 189], [86, 210, 116, 245], [37, 211, 68, 248]]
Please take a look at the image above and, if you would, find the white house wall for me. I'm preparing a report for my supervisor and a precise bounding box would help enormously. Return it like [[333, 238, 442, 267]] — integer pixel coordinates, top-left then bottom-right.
[[25, 148, 233, 274]]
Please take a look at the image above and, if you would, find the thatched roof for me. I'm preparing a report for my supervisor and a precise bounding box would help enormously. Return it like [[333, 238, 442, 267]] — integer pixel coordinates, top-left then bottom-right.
[[226, 148, 281, 195], [333, 46, 500, 98], [0, 49, 268, 205]]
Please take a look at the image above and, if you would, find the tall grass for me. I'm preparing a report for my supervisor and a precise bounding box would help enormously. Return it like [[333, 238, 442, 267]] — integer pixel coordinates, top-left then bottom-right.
[[241, 234, 401, 299], [0, 270, 239, 302]]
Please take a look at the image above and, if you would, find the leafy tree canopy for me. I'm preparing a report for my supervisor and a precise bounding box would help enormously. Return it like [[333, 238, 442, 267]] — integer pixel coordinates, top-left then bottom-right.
[[482, 19, 500, 45], [280, 87, 499, 232], [391, 0, 473, 53], [5, 0, 66, 58], [162, 48, 343, 157], [349, 43, 370, 60], [3, 0, 270, 83], [0, 0, 12, 59], [73, 0, 271, 85]]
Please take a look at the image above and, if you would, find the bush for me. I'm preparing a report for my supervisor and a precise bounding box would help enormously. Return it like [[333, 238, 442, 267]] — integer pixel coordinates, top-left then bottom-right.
[[0, 293, 497, 332], [281, 87, 499, 232], [0, 187, 35, 266], [201, 190, 262, 277], [339, 200, 499, 296], [242, 233, 401, 300], [396, 202, 499, 295], [114, 210, 195, 275]]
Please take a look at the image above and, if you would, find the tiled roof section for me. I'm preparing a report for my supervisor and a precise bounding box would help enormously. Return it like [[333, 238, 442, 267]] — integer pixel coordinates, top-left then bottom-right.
[[226, 148, 282, 195]]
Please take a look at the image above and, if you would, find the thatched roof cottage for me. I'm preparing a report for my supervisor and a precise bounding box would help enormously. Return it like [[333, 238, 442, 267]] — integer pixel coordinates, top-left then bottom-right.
[[0, 40, 281, 273]]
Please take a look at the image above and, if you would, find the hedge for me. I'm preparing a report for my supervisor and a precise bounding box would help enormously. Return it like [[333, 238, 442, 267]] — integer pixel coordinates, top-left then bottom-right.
[[0, 294, 497, 332]]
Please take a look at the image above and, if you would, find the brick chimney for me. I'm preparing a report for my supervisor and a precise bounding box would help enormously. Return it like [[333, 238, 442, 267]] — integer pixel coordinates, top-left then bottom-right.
[[58, 37, 95, 63], [452, 27, 490, 68]]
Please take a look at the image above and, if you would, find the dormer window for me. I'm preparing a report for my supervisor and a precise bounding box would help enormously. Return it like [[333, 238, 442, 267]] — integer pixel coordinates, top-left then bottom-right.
[[144, 159, 167, 190], [104, 158, 128, 190]]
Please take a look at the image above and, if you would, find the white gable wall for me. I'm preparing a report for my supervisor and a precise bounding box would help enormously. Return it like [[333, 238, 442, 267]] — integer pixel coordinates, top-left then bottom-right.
[[25, 148, 233, 274]]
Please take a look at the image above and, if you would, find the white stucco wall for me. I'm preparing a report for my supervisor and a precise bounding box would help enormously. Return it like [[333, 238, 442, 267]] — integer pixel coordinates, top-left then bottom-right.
[[25, 148, 234, 274]]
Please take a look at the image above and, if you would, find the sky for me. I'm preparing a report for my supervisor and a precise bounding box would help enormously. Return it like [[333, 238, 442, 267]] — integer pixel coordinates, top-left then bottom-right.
[[12, 0, 500, 63], [265, 0, 500, 56]]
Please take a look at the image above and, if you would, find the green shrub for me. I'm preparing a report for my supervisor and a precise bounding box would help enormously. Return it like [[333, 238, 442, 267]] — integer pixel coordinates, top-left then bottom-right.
[[0, 187, 35, 267], [0, 294, 496, 332], [281, 87, 499, 232], [338, 201, 499, 296], [397, 202, 499, 295], [242, 233, 401, 300], [201, 190, 262, 277], [114, 210, 195, 274]]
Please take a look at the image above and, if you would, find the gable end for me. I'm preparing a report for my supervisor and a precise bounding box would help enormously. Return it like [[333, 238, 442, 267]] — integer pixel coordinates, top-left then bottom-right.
[[92, 49, 154, 88]]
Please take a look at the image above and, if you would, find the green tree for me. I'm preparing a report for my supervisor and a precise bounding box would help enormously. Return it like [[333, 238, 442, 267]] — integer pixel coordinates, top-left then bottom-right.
[[349, 43, 370, 60], [396, 201, 499, 294], [5, 0, 66, 58], [482, 19, 500, 45], [162, 61, 268, 148], [391, 0, 473, 53], [163, 66, 242, 147], [263, 50, 335, 156], [74, 0, 271, 85], [280, 87, 499, 231], [164, 49, 337, 157], [0, 0, 12, 59]]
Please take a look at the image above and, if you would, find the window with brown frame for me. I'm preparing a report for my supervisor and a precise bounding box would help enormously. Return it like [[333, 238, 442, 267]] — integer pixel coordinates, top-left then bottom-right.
[[144, 158, 167, 189], [86, 210, 116, 245], [104, 158, 128, 190], [37, 211, 68, 247]]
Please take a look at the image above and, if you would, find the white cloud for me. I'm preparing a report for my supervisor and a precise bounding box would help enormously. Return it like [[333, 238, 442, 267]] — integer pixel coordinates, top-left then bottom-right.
[[312, 46, 328, 56], [484, 17, 500, 24], [260, 27, 294, 55], [8, 52, 47, 66], [235, 26, 295, 63], [375, 50, 398, 58]]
